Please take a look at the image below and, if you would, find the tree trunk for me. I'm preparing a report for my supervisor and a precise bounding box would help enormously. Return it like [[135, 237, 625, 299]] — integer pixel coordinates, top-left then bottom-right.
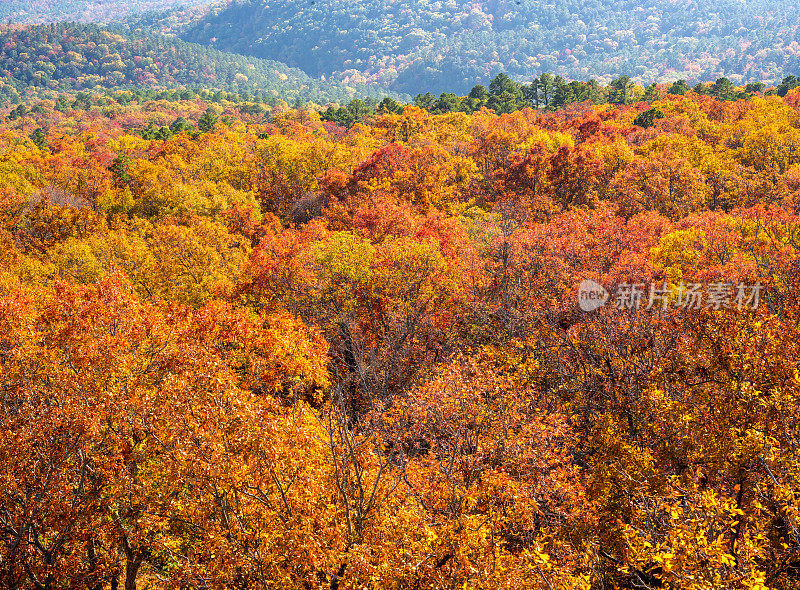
[[124, 556, 143, 590], [121, 537, 144, 590]]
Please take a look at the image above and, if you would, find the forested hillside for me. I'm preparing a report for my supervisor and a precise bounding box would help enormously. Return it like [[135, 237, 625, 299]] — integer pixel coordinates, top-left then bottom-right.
[[182, 0, 800, 94], [0, 0, 212, 25], [0, 23, 398, 105], [2, 86, 800, 589]]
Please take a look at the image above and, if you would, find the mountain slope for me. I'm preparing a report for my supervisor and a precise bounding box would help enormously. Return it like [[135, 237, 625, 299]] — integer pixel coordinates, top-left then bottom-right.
[[0, 23, 398, 104], [181, 0, 800, 94], [0, 0, 213, 25]]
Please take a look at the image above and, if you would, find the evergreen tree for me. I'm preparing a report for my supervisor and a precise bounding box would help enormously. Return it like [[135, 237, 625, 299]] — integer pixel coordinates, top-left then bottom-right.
[[633, 107, 665, 128], [609, 75, 634, 104], [29, 127, 46, 150], [488, 73, 522, 99], [712, 77, 735, 100], [198, 108, 218, 133], [377, 97, 404, 114], [109, 154, 131, 187], [414, 92, 437, 111], [642, 83, 659, 102], [537, 73, 555, 107], [745, 81, 766, 93], [434, 92, 460, 113]]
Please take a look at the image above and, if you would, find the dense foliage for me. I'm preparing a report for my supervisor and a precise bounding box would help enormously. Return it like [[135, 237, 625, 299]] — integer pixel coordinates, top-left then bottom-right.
[[182, 0, 800, 94], [406, 72, 798, 116], [0, 23, 398, 106], [319, 72, 796, 128], [0, 0, 210, 25], [3, 87, 800, 589]]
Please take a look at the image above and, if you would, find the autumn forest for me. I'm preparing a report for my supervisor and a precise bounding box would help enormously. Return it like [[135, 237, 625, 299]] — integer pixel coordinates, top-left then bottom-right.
[[2, 82, 800, 590]]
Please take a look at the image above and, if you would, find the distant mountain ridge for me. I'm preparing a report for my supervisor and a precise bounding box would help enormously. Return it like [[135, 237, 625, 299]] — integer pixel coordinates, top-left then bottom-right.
[[180, 0, 800, 95], [0, 23, 399, 104]]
